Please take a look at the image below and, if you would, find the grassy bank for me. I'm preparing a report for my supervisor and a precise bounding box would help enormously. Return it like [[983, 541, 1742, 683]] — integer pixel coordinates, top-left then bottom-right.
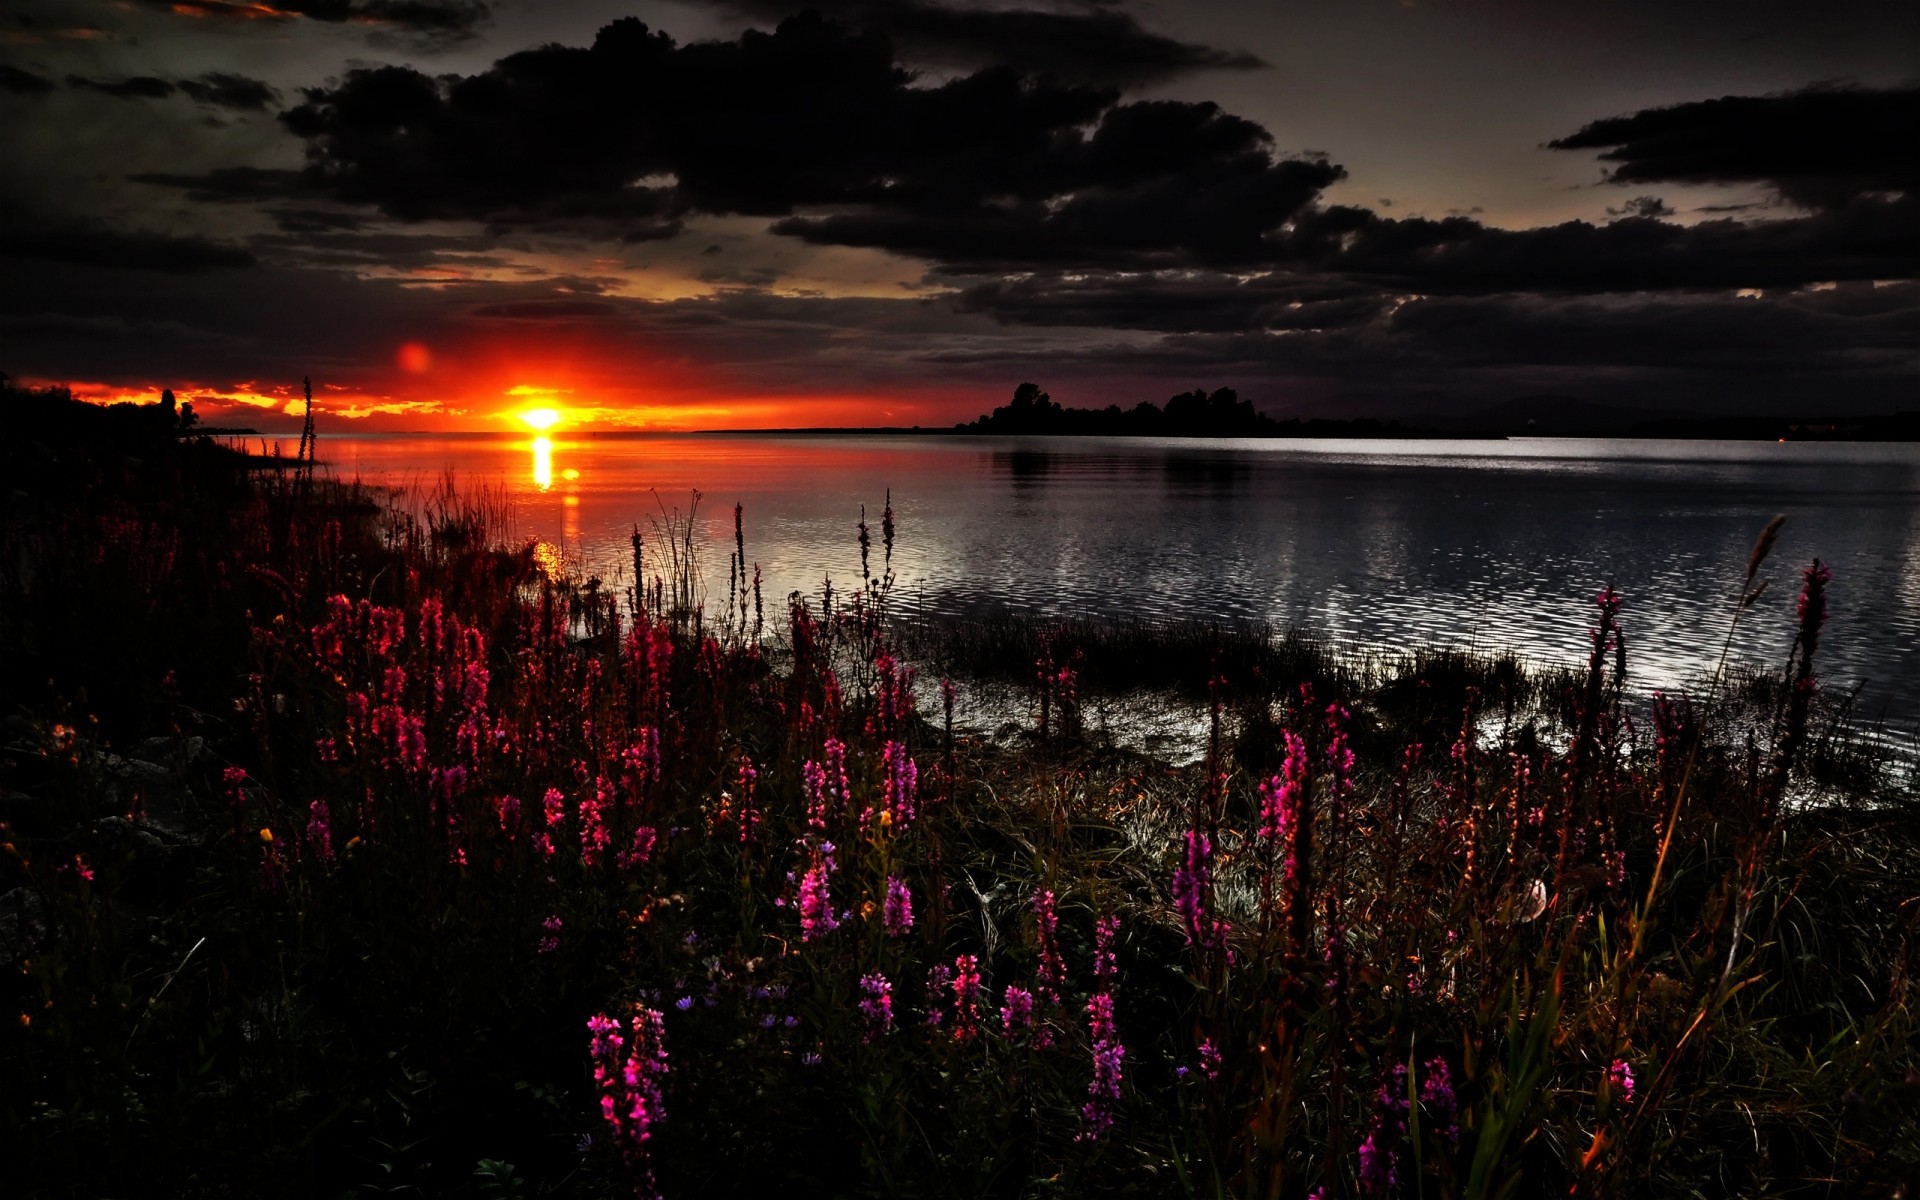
[[2, 416, 1916, 1198]]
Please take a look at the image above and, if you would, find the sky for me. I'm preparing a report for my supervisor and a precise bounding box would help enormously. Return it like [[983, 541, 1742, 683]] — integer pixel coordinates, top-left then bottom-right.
[[0, 0, 1915, 432]]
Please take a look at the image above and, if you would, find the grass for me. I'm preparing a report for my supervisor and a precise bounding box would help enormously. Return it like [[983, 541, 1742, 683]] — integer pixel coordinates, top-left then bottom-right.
[[1, 412, 1916, 1198]]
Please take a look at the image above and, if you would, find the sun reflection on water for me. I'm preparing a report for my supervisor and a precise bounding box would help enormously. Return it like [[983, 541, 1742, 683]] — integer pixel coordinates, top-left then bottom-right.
[[532, 437, 553, 490]]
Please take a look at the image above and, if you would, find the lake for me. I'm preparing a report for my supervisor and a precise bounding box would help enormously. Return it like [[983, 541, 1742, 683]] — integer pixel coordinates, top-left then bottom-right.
[[313, 431, 1920, 725]]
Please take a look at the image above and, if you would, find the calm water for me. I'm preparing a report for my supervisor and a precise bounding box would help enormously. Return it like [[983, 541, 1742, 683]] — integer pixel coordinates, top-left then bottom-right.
[[318, 432, 1920, 721]]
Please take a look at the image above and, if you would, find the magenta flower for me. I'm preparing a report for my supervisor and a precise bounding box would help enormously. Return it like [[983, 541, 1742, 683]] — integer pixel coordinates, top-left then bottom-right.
[[1198, 1038, 1221, 1082], [949, 954, 983, 1040], [578, 777, 612, 866], [883, 875, 914, 936], [1000, 985, 1034, 1033], [538, 914, 562, 954], [1079, 992, 1125, 1141], [618, 825, 657, 870], [1033, 889, 1066, 1002], [1608, 1057, 1636, 1105], [798, 841, 839, 941], [587, 1007, 669, 1196], [880, 739, 918, 829], [1172, 829, 1229, 952]]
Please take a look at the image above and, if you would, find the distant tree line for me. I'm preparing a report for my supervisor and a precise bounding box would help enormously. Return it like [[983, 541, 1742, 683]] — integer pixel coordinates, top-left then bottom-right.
[[956, 382, 1423, 438], [0, 372, 201, 446]]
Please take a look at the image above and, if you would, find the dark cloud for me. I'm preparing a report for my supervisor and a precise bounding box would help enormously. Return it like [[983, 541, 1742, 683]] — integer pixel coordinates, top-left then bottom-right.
[[0, 220, 255, 272], [699, 0, 1266, 86], [1547, 84, 1920, 211], [269, 16, 1334, 265], [0, 65, 56, 95], [1606, 195, 1675, 219], [468, 299, 619, 319], [130, 167, 310, 202], [67, 74, 177, 100], [134, 0, 490, 39], [65, 70, 279, 108], [178, 71, 279, 110]]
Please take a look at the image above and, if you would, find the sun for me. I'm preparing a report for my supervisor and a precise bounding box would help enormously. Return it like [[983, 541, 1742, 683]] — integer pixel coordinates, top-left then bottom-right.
[[519, 407, 562, 431]]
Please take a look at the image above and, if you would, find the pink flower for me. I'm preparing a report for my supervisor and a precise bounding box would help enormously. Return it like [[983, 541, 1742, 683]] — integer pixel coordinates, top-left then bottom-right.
[[798, 842, 839, 941]]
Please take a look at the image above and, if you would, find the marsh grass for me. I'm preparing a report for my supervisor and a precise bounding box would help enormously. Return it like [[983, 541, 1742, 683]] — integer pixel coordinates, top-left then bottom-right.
[[1, 426, 1915, 1199]]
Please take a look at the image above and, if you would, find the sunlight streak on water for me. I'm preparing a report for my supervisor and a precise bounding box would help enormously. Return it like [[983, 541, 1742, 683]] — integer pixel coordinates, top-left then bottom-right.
[[531, 437, 553, 490]]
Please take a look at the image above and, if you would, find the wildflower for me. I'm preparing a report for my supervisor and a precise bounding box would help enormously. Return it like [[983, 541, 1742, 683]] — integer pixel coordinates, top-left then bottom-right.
[[1033, 889, 1066, 1003], [1258, 731, 1308, 845], [675, 996, 693, 1011], [496, 793, 522, 839], [880, 739, 918, 830], [822, 737, 852, 821], [1608, 1057, 1636, 1105], [538, 914, 562, 954], [1421, 1056, 1460, 1147], [1197, 1038, 1221, 1082], [1172, 828, 1229, 952], [618, 825, 658, 870], [950, 954, 982, 1040], [925, 964, 951, 1027], [883, 875, 914, 936], [579, 777, 613, 866], [857, 972, 893, 1040], [71, 854, 94, 884], [1358, 1064, 1409, 1197], [1091, 914, 1118, 979], [307, 798, 334, 865], [798, 841, 839, 941], [736, 757, 760, 844], [1079, 992, 1125, 1141], [802, 759, 830, 830], [1001, 985, 1034, 1033], [587, 1007, 669, 1195]]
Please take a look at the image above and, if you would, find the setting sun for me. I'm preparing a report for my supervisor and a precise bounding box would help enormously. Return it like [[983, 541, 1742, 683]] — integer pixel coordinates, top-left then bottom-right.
[[519, 407, 562, 431]]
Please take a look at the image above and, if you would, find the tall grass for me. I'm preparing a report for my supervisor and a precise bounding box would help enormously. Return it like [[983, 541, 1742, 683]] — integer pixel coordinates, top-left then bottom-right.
[[1, 436, 1914, 1198]]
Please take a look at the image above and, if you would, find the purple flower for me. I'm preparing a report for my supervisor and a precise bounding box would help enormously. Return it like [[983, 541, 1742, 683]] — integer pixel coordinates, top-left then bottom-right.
[[883, 875, 914, 936], [538, 914, 563, 954], [1358, 1064, 1409, 1197], [1000, 985, 1034, 1033], [857, 972, 893, 1040], [1421, 1056, 1459, 1147]]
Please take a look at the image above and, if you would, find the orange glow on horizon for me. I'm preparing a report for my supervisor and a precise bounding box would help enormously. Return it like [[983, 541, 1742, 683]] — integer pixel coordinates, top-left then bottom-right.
[[29, 372, 972, 433]]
